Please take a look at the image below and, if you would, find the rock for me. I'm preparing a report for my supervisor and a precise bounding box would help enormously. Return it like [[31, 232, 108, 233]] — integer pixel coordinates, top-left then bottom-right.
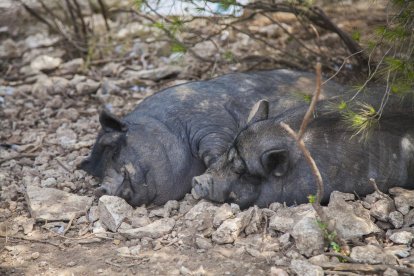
[[50, 77, 70, 95], [88, 206, 99, 223], [32, 75, 54, 98], [269, 267, 289, 276], [164, 200, 179, 217], [66, 261, 76, 267], [324, 196, 380, 240], [185, 201, 218, 222], [376, 221, 392, 230], [30, 55, 62, 72], [364, 191, 383, 204], [56, 126, 77, 149], [119, 218, 175, 239], [370, 198, 395, 222], [244, 206, 263, 235], [31, 252, 40, 260], [384, 245, 411, 258], [308, 254, 330, 266], [230, 203, 240, 214], [278, 233, 291, 247], [383, 268, 399, 276], [212, 208, 253, 244], [25, 186, 93, 221], [122, 66, 181, 81], [128, 207, 151, 227], [98, 195, 133, 232], [25, 33, 60, 49], [213, 203, 233, 228], [149, 208, 165, 218], [269, 202, 283, 212], [116, 246, 130, 255], [389, 231, 413, 244], [269, 204, 315, 233], [290, 260, 324, 276], [403, 209, 414, 227], [195, 236, 213, 249], [129, 215, 151, 228], [92, 221, 106, 235], [40, 177, 57, 188], [350, 245, 396, 265], [75, 79, 100, 95], [129, 245, 141, 255], [101, 62, 123, 77], [389, 211, 404, 228], [59, 58, 84, 75], [0, 39, 21, 58], [330, 191, 355, 202], [389, 187, 414, 215], [291, 217, 325, 257]]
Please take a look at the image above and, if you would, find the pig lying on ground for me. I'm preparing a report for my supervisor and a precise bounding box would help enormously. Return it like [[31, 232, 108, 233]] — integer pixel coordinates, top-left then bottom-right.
[[80, 70, 345, 206], [193, 94, 414, 208]]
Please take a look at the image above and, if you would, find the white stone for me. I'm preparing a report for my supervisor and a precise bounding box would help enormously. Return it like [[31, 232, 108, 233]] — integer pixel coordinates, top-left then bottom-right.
[[31, 55, 62, 71], [389, 231, 413, 244], [213, 203, 233, 228], [119, 218, 175, 239], [25, 186, 93, 221], [350, 245, 396, 265], [290, 260, 324, 276], [291, 217, 325, 257], [324, 197, 380, 240], [98, 195, 133, 232], [389, 187, 414, 215]]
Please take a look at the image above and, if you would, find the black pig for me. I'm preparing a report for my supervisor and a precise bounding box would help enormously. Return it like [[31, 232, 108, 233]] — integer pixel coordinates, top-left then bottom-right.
[[193, 96, 414, 208], [80, 70, 345, 206]]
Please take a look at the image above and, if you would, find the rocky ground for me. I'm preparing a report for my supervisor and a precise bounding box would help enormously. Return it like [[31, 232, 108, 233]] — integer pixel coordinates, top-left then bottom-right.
[[1, 1, 414, 275]]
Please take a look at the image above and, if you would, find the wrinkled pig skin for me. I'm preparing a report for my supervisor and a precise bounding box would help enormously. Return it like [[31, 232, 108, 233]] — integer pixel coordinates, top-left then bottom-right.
[[80, 69, 345, 206], [194, 95, 414, 208]]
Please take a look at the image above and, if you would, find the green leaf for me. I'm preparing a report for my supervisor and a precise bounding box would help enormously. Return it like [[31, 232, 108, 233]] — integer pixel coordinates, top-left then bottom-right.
[[351, 30, 361, 42], [171, 42, 187, 53], [307, 194, 316, 204], [330, 242, 341, 253]]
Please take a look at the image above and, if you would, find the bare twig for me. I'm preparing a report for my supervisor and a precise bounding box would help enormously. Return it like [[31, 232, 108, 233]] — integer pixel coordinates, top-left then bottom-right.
[[97, 0, 110, 31], [279, 62, 350, 255], [0, 154, 37, 165], [0, 235, 61, 247], [298, 62, 322, 140], [320, 262, 414, 274], [369, 178, 392, 200]]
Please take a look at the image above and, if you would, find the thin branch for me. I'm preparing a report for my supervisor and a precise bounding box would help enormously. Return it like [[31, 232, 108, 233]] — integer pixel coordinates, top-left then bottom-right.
[[279, 62, 350, 255], [298, 62, 322, 140], [97, 0, 110, 31]]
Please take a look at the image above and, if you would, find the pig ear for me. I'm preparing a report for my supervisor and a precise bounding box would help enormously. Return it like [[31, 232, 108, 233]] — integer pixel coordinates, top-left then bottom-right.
[[99, 109, 128, 132], [261, 149, 289, 177], [247, 100, 269, 124]]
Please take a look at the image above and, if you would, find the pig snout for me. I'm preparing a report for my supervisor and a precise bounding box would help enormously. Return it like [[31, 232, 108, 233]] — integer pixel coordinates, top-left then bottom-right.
[[192, 174, 213, 198]]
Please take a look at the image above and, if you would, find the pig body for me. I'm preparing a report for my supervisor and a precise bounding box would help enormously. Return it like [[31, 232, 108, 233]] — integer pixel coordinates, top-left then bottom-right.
[[80, 69, 345, 206], [193, 94, 414, 208]]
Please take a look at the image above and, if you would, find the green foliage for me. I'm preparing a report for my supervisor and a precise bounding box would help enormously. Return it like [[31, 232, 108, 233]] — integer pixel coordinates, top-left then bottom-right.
[[218, 0, 238, 11], [134, 0, 144, 10], [342, 102, 379, 139], [171, 42, 187, 53], [317, 220, 342, 254], [223, 50, 234, 62], [351, 30, 361, 42], [330, 242, 341, 253], [307, 194, 316, 203]]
